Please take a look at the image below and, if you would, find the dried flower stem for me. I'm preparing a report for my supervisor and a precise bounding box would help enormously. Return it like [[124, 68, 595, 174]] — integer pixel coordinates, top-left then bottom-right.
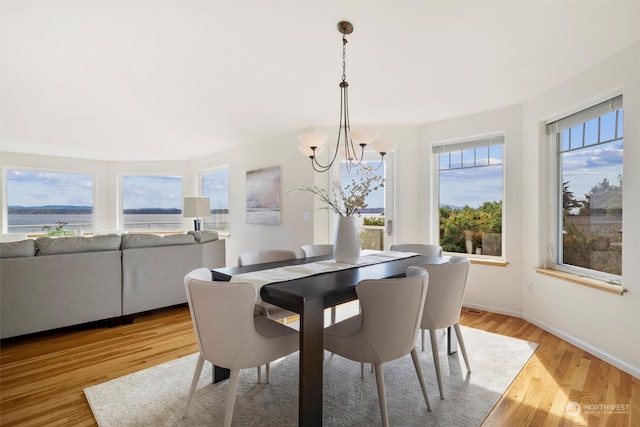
[[288, 166, 384, 217]]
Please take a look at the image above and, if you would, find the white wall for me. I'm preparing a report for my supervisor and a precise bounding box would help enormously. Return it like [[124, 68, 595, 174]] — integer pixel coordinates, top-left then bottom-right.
[[2, 43, 638, 377], [521, 42, 640, 377], [191, 129, 316, 266], [416, 105, 525, 317]]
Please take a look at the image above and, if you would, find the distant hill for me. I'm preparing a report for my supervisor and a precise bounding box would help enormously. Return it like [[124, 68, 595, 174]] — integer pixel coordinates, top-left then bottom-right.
[[8, 205, 93, 214], [8, 206, 230, 215]]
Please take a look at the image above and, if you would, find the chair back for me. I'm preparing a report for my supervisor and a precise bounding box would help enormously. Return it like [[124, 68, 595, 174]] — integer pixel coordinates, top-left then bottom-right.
[[356, 266, 428, 362], [390, 243, 443, 257], [418, 257, 470, 330], [237, 249, 297, 267], [300, 244, 334, 258], [184, 269, 267, 369]]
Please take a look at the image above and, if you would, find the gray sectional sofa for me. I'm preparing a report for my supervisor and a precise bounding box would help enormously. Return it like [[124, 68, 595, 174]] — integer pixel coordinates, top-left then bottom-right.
[[0, 230, 225, 339]]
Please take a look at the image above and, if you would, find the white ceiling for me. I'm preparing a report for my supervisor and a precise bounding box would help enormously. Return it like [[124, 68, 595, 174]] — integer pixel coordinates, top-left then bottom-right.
[[1, 1, 639, 161]]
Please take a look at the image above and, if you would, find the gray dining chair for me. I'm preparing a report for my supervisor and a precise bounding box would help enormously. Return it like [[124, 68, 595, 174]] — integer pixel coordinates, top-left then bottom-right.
[[300, 244, 339, 325], [416, 256, 471, 399], [183, 269, 299, 427], [237, 249, 298, 323], [390, 243, 443, 256], [323, 266, 432, 427], [300, 244, 334, 258]]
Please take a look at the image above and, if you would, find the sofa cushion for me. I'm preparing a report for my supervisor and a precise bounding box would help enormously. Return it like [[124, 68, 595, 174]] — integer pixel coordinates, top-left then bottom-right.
[[0, 239, 37, 259], [188, 230, 219, 243], [36, 235, 122, 255], [120, 233, 196, 249]]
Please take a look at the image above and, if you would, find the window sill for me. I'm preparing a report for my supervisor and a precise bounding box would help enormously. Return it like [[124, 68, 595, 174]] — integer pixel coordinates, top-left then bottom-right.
[[469, 258, 508, 267], [535, 268, 625, 295]]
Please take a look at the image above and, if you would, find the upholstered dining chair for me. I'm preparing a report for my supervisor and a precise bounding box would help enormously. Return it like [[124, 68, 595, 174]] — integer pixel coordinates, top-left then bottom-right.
[[323, 266, 432, 427], [300, 243, 334, 258], [416, 256, 471, 399], [390, 243, 443, 257], [237, 249, 298, 324], [300, 244, 338, 325], [237, 249, 298, 267], [183, 268, 299, 427]]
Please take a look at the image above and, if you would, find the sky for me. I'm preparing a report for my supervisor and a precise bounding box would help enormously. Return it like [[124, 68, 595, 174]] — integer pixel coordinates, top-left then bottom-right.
[[6, 170, 95, 207], [121, 176, 183, 210], [6, 111, 622, 212], [202, 168, 230, 210], [561, 127, 623, 200]]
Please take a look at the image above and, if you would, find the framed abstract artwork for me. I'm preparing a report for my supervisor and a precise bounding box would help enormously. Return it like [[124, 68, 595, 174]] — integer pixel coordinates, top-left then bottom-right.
[[246, 166, 280, 224]]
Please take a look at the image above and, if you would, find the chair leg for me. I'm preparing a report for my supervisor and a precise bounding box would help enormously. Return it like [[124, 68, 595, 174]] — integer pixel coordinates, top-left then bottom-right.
[[360, 362, 364, 379], [184, 354, 205, 417], [410, 348, 432, 411], [266, 362, 271, 384], [331, 306, 336, 325], [257, 365, 262, 384], [421, 329, 425, 351], [454, 323, 471, 373], [373, 363, 389, 427], [429, 329, 444, 399], [223, 370, 240, 427]]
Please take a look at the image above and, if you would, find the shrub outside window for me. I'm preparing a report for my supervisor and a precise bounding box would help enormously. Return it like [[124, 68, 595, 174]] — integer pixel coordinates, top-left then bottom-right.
[[434, 136, 504, 258]]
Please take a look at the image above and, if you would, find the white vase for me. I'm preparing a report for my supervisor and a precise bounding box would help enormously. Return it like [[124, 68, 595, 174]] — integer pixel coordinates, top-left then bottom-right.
[[334, 215, 360, 264]]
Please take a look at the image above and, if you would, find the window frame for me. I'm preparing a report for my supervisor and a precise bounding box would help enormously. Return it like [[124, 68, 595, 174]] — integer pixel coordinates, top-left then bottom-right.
[[118, 173, 184, 232], [198, 165, 230, 235], [546, 95, 623, 284], [3, 166, 96, 235], [432, 134, 506, 261]]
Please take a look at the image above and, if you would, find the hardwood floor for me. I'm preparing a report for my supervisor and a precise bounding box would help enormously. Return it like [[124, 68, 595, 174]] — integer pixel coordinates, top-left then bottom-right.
[[1, 305, 638, 426]]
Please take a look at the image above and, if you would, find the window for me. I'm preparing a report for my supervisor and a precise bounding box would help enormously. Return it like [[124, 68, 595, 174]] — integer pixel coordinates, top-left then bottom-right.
[[546, 95, 623, 280], [434, 136, 504, 257], [340, 161, 386, 250], [5, 169, 95, 235], [201, 167, 230, 233], [121, 175, 183, 231]]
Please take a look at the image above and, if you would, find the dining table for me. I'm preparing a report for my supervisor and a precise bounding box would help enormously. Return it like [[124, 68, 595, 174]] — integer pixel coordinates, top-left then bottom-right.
[[211, 251, 449, 426]]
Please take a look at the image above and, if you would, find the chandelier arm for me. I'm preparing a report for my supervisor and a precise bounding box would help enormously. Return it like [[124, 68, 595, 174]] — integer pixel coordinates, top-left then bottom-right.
[[301, 21, 393, 174], [309, 84, 346, 172], [368, 154, 386, 170]]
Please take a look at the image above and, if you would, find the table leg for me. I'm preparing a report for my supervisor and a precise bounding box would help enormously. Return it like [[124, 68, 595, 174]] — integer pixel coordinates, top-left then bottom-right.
[[447, 326, 458, 355], [299, 297, 325, 426], [212, 365, 230, 383]]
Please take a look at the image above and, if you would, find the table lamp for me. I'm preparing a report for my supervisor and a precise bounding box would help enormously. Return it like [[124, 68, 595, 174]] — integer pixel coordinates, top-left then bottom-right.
[[183, 197, 211, 231]]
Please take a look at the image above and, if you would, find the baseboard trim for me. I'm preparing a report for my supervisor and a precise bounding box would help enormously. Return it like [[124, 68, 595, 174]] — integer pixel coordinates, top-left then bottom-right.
[[463, 302, 522, 319], [522, 314, 640, 379]]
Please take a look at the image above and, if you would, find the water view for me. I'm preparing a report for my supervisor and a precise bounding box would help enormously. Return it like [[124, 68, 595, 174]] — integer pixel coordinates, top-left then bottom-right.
[[8, 211, 230, 234]]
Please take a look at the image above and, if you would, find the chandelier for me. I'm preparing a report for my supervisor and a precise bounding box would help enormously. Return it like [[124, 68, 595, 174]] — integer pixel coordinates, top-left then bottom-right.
[[298, 21, 397, 173]]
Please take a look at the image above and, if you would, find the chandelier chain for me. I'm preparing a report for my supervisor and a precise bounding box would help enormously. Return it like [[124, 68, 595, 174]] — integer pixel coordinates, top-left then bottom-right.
[[342, 34, 348, 83]]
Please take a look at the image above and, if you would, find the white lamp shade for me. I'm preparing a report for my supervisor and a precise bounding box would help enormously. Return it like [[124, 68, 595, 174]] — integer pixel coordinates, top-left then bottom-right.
[[372, 139, 398, 154], [299, 144, 325, 157], [349, 129, 379, 146], [298, 132, 328, 148], [183, 197, 211, 217]]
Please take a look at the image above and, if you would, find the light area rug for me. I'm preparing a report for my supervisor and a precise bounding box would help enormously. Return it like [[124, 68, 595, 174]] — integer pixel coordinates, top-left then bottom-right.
[[84, 326, 536, 427]]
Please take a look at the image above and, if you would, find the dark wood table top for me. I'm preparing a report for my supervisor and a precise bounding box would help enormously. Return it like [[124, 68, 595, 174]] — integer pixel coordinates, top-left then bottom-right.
[[211, 253, 449, 314]]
